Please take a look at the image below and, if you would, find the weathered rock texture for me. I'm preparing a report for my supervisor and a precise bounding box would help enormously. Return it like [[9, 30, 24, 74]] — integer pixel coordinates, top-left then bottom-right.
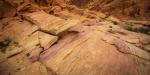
[[67, 0, 150, 20], [0, 0, 150, 75]]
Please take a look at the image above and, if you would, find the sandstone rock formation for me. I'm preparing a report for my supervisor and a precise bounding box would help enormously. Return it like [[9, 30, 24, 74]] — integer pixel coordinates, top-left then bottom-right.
[[67, 0, 150, 20], [0, 0, 150, 75]]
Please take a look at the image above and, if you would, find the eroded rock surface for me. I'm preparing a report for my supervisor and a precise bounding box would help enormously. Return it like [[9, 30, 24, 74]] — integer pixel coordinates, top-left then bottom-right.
[[68, 0, 150, 20], [0, 1, 150, 75]]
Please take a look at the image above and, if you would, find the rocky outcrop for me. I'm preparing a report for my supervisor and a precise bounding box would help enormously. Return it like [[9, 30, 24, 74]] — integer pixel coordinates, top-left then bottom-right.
[[0, 0, 150, 75], [67, 0, 150, 20]]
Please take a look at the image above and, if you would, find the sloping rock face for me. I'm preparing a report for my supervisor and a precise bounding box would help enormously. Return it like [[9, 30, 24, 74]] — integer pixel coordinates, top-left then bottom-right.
[[0, 0, 150, 75], [0, 0, 16, 18], [67, 0, 150, 20]]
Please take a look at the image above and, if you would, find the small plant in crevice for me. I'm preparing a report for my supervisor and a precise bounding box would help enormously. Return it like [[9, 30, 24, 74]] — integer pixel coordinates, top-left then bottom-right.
[[131, 26, 150, 35], [124, 25, 133, 31], [123, 24, 150, 35], [0, 37, 11, 53]]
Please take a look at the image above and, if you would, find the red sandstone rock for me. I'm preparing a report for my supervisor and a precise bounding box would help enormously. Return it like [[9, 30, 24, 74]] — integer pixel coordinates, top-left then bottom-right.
[[0, 1, 150, 75]]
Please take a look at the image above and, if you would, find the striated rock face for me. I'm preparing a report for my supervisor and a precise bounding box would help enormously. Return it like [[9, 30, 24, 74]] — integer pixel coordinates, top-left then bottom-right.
[[0, 0, 16, 18], [0, 0, 150, 75], [67, 0, 150, 20]]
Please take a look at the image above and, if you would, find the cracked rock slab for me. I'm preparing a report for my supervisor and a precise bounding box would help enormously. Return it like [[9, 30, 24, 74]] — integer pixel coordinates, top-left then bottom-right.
[[0, 45, 23, 63], [0, 53, 48, 75], [20, 31, 58, 53], [0, 19, 39, 43], [38, 31, 58, 50], [23, 11, 79, 35]]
